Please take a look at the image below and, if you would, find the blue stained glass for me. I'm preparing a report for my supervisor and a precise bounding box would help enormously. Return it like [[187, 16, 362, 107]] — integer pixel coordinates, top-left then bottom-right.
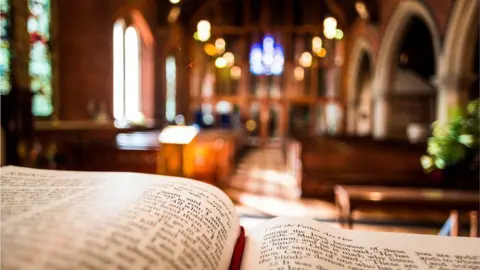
[[249, 36, 284, 76], [262, 35, 274, 52], [0, 0, 11, 95], [29, 0, 53, 116]]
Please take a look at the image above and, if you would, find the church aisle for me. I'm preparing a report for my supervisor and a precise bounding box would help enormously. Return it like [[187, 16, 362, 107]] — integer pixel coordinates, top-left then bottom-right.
[[225, 143, 457, 236], [226, 141, 300, 199]]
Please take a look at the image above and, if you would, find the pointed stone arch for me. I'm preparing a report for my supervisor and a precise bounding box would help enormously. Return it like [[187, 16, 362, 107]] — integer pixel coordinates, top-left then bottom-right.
[[435, 0, 479, 123], [372, 0, 441, 138], [346, 37, 375, 134]]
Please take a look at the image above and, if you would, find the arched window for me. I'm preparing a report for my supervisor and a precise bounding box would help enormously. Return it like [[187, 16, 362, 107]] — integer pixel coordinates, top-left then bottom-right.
[[113, 20, 141, 122], [124, 26, 141, 121], [29, 0, 53, 116], [165, 56, 176, 122]]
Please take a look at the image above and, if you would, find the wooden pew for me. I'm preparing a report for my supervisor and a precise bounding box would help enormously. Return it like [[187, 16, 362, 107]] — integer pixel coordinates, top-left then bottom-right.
[[34, 123, 246, 185], [33, 120, 159, 171], [74, 131, 161, 173], [470, 211, 479, 237], [334, 185, 480, 229], [300, 136, 431, 198]]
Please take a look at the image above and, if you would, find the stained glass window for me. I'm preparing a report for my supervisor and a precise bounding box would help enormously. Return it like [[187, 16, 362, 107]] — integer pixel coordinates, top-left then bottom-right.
[[249, 35, 284, 76], [29, 0, 53, 116], [0, 0, 11, 95]]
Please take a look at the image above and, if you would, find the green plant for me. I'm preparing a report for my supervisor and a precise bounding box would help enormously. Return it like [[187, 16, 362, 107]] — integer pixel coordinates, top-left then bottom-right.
[[421, 99, 479, 172]]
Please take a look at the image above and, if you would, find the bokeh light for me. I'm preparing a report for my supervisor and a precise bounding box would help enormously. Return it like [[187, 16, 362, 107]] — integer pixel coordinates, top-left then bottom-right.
[[215, 57, 227, 68], [323, 17, 337, 30], [335, 29, 344, 40], [196, 20, 211, 42], [317, 48, 327, 58], [294, 66, 304, 81], [246, 120, 257, 131], [299, 52, 312, 68], [312, 36, 322, 53], [323, 17, 337, 39], [204, 44, 217, 56], [215, 38, 226, 54], [203, 114, 214, 125], [230, 66, 242, 80], [197, 31, 210, 42], [223, 52, 234, 67], [197, 20, 211, 32], [249, 36, 284, 76]]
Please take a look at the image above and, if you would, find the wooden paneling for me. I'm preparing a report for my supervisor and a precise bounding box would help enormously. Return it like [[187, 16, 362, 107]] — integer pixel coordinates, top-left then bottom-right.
[[158, 129, 245, 185], [56, 0, 157, 121]]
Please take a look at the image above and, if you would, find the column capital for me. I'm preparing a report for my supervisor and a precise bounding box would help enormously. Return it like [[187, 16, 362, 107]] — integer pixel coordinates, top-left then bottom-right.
[[373, 92, 391, 102], [432, 74, 477, 91]]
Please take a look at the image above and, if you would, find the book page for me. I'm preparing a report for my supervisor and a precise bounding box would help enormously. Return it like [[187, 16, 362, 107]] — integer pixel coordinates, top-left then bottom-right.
[[1, 166, 240, 270], [241, 217, 480, 270]]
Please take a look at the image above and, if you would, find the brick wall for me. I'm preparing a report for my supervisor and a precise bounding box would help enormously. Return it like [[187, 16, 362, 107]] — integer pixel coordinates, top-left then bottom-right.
[[342, 0, 456, 96], [422, 0, 454, 35], [341, 19, 380, 101], [377, 0, 454, 38], [341, 0, 456, 133], [54, 0, 454, 122], [56, 0, 157, 120], [345, 0, 455, 65]]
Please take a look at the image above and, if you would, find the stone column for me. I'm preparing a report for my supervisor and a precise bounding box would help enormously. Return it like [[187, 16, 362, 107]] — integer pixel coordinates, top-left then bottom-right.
[[346, 99, 356, 135], [433, 74, 476, 124], [372, 93, 389, 139]]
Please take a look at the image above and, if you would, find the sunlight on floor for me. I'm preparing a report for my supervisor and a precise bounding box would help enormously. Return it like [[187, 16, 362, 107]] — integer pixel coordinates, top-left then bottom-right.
[[227, 143, 444, 236], [237, 193, 336, 218], [228, 144, 301, 198]]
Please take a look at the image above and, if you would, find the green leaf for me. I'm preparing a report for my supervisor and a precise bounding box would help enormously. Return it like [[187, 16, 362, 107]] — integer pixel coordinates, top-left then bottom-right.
[[422, 99, 478, 170], [467, 99, 479, 115], [458, 134, 474, 147], [421, 155, 434, 170], [427, 138, 442, 155], [435, 158, 446, 169]]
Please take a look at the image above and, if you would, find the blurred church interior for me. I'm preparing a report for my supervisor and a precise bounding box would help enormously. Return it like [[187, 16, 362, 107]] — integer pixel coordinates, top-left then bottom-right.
[[0, 0, 479, 235]]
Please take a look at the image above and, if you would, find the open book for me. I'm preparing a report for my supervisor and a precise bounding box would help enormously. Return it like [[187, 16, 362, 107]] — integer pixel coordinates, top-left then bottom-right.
[[1, 166, 479, 270]]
